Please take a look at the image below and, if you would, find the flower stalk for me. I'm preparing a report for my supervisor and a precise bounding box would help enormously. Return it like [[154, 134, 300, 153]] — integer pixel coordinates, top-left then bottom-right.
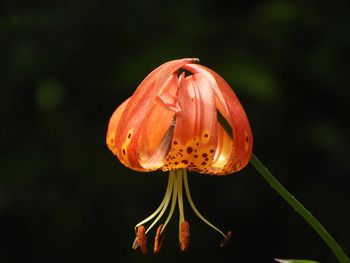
[[250, 154, 350, 263]]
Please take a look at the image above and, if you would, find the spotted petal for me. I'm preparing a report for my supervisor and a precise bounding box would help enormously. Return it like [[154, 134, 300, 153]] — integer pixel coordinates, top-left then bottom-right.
[[183, 64, 253, 174], [113, 58, 199, 171], [163, 74, 218, 173], [106, 98, 130, 159]]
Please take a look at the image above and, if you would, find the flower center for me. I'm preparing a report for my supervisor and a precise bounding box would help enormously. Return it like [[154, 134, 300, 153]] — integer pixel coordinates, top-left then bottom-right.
[[132, 169, 231, 254]]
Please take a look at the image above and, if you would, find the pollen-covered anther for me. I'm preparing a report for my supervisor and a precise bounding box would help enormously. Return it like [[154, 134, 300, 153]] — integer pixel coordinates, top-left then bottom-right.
[[154, 224, 164, 254], [179, 221, 190, 251], [133, 225, 148, 254], [220, 230, 232, 248]]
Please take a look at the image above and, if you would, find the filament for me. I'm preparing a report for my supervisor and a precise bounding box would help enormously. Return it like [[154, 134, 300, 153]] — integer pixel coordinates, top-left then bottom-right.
[[145, 171, 175, 234], [176, 169, 185, 240], [133, 168, 229, 253], [135, 170, 174, 230], [161, 174, 178, 233], [182, 169, 227, 238]]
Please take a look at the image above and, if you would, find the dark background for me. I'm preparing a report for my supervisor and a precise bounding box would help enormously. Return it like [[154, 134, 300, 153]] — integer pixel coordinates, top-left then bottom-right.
[[1, 0, 349, 262]]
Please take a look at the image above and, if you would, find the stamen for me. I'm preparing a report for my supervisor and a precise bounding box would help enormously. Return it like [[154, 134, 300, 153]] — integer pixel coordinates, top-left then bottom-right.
[[179, 221, 190, 251], [176, 169, 185, 242], [154, 224, 164, 254], [132, 225, 148, 254], [135, 170, 174, 230], [145, 171, 174, 234], [132, 168, 230, 254], [182, 169, 229, 241], [220, 230, 232, 248], [161, 172, 178, 232]]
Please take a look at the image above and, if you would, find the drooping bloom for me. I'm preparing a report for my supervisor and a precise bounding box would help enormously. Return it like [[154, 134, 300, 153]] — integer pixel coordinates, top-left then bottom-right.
[[106, 58, 253, 254]]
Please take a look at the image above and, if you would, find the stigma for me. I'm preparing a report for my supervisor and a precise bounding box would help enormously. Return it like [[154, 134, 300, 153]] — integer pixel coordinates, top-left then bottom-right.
[[132, 169, 231, 254]]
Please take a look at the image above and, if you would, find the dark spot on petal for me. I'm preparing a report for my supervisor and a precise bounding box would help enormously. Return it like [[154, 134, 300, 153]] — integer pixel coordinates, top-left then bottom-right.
[[210, 149, 215, 153], [173, 141, 178, 145], [181, 160, 188, 164], [190, 162, 194, 165], [205, 158, 209, 161], [204, 134, 208, 138], [245, 136, 249, 142], [202, 153, 208, 158], [194, 155, 198, 158], [174, 162, 179, 165], [122, 149, 126, 156], [186, 147, 193, 154], [128, 133, 131, 139], [179, 149, 183, 152], [196, 142, 199, 146], [201, 162, 207, 165]]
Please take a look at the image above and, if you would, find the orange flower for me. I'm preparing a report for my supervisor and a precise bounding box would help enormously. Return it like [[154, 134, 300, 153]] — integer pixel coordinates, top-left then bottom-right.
[[106, 58, 253, 253]]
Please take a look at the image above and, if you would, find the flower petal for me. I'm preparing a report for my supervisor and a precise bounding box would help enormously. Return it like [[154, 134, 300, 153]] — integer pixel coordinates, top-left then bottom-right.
[[183, 64, 253, 173], [106, 98, 130, 158], [163, 74, 218, 173], [209, 123, 234, 175], [138, 74, 178, 170], [156, 73, 182, 113], [114, 58, 199, 171]]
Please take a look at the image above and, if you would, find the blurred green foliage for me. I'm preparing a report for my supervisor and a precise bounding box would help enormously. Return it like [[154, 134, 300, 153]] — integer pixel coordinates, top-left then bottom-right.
[[0, 0, 349, 262]]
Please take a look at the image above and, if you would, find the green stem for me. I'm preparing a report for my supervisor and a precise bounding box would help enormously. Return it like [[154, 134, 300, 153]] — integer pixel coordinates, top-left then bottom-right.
[[250, 154, 350, 263]]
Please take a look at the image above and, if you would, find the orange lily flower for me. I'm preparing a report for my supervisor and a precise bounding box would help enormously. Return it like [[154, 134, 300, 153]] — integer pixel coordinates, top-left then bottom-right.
[[106, 58, 253, 254]]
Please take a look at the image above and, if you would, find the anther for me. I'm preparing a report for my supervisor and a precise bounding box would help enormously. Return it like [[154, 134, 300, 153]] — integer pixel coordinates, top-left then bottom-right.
[[179, 221, 190, 251], [220, 230, 232, 248], [154, 224, 164, 254], [133, 225, 148, 254]]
